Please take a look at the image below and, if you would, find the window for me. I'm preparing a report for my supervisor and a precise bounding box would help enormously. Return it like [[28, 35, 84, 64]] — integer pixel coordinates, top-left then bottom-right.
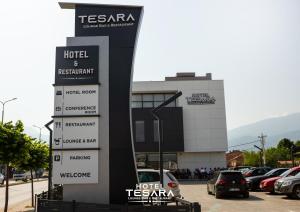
[[132, 94, 142, 101], [138, 171, 160, 183], [135, 121, 145, 142], [132, 102, 142, 108], [143, 102, 153, 108], [131, 93, 177, 108], [153, 120, 159, 142]]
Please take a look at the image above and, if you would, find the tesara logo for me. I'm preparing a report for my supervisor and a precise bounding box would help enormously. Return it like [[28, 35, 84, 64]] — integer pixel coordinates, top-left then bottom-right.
[[78, 13, 135, 24]]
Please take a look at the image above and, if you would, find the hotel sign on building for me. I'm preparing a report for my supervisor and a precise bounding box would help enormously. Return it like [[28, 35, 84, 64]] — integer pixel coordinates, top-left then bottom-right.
[[55, 46, 99, 85]]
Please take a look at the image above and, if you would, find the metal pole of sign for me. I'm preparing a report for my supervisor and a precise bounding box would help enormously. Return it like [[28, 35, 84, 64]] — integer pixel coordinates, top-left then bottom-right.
[[151, 91, 182, 189], [45, 120, 54, 199]]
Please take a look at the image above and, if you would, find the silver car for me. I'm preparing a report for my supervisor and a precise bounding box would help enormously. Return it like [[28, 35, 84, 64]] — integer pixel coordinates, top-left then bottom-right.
[[0, 173, 4, 185], [274, 172, 300, 199]]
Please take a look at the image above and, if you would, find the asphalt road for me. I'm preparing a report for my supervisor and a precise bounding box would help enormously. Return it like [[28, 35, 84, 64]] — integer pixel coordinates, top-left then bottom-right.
[[180, 181, 300, 212], [0, 180, 48, 211]]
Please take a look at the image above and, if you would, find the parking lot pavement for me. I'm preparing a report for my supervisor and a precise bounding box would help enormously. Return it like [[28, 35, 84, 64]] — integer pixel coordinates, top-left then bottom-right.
[[179, 181, 300, 212]]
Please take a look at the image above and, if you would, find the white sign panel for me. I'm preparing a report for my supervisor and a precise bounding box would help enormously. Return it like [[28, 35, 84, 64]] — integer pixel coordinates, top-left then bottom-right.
[[52, 150, 98, 184], [54, 85, 99, 116], [53, 117, 99, 149]]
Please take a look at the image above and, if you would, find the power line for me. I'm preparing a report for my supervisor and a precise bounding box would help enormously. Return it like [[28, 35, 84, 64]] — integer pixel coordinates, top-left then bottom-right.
[[228, 140, 259, 149]]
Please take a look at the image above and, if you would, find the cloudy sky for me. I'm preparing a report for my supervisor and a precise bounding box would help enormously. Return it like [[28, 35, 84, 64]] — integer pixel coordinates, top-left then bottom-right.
[[0, 0, 299, 134]]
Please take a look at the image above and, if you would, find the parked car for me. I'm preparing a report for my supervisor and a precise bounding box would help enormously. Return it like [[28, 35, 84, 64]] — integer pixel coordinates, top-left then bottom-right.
[[0, 173, 4, 185], [260, 166, 300, 193], [229, 166, 253, 171], [137, 169, 181, 200], [246, 168, 288, 191], [13, 171, 32, 181], [207, 171, 249, 198], [274, 172, 300, 199], [243, 167, 272, 178]]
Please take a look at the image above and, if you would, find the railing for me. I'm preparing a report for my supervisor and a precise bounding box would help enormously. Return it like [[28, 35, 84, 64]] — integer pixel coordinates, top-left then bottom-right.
[[36, 189, 201, 212]]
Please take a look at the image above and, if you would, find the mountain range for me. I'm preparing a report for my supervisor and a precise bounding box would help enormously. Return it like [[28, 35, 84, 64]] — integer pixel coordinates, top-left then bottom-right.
[[228, 113, 300, 151]]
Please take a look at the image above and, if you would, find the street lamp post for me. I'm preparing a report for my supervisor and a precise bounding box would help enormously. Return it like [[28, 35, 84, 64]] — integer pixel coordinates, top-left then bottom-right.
[[33, 125, 45, 141], [151, 91, 182, 188], [0, 98, 17, 123]]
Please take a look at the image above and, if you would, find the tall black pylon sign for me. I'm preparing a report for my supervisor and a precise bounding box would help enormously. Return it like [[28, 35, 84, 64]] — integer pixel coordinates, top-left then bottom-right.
[[56, 2, 143, 204]]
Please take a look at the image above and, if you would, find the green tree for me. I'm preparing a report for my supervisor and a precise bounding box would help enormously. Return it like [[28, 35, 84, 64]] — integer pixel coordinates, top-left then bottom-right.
[[277, 138, 294, 149], [15, 137, 49, 207], [0, 121, 28, 212], [295, 140, 300, 147], [243, 151, 261, 167], [265, 147, 289, 167]]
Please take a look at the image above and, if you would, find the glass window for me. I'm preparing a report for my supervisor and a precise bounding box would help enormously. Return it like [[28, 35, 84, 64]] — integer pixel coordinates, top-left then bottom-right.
[[143, 94, 153, 101], [153, 120, 159, 142], [131, 102, 142, 108], [154, 94, 164, 101], [132, 94, 142, 101], [138, 171, 160, 183], [165, 94, 174, 99], [148, 153, 159, 162], [135, 121, 145, 142], [154, 101, 163, 108], [165, 101, 176, 107], [143, 102, 153, 108], [131, 93, 177, 108]]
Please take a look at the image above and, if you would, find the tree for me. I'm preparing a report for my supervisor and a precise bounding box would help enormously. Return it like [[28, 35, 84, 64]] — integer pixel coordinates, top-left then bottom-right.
[[295, 140, 300, 147], [243, 151, 260, 167], [0, 121, 28, 212], [15, 137, 49, 207], [265, 147, 289, 167], [277, 138, 294, 150]]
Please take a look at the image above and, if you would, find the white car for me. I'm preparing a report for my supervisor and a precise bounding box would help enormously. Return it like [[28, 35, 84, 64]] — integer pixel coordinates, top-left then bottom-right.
[[0, 173, 4, 185], [13, 171, 32, 181], [137, 169, 181, 201]]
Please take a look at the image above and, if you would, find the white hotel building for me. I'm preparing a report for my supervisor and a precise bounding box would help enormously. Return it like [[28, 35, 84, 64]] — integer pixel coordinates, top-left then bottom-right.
[[131, 72, 228, 171]]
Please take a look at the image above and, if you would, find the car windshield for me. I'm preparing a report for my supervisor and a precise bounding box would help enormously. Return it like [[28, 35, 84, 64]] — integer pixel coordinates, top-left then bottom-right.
[[295, 172, 300, 177], [265, 169, 276, 176], [280, 169, 292, 177]]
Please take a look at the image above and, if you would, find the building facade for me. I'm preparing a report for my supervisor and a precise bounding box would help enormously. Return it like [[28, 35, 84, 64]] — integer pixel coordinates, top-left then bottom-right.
[[132, 72, 228, 171]]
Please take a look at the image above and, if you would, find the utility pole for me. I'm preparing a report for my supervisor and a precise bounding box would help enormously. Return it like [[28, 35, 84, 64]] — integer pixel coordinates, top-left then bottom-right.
[[254, 145, 263, 167], [258, 133, 267, 166]]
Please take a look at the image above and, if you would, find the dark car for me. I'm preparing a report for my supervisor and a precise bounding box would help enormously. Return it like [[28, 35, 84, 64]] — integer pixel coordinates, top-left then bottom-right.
[[246, 168, 288, 191], [207, 171, 249, 198], [243, 167, 272, 178]]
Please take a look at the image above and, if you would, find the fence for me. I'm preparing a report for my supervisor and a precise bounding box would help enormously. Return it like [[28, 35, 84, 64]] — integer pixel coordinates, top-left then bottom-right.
[[36, 189, 201, 212]]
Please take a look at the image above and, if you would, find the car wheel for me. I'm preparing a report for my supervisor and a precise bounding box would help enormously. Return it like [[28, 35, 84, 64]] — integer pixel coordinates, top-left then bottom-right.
[[291, 185, 300, 199], [207, 185, 212, 195], [243, 192, 249, 198], [215, 191, 222, 199]]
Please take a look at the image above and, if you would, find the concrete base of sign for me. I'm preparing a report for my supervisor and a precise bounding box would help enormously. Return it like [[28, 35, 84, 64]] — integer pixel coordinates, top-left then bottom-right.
[[61, 36, 109, 204]]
